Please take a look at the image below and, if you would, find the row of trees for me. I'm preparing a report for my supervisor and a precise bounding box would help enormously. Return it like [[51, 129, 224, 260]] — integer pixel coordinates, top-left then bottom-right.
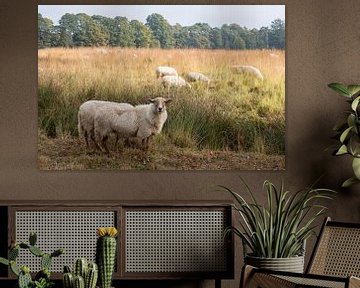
[[38, 12, 285, 50]]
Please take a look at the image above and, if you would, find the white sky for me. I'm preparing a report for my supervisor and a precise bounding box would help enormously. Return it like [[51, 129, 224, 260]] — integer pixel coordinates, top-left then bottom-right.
[[38, 5, 285, 29]]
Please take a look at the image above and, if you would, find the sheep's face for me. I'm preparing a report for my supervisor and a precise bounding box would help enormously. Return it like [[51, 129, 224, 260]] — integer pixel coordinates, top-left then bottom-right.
[[149, 97, 172, 114]]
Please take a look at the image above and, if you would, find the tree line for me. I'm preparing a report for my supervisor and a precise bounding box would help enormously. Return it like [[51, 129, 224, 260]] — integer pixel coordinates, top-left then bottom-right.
[[38, 12, 285, 50]]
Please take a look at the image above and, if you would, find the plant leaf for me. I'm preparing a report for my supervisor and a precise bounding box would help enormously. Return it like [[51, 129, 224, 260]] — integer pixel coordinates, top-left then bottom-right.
[[340, 126, 353, 143], [347, 85, 360, 96], [342, 177, 360, 188], [351, 96, 360, 111], [0, 257, 9, 266], [352, 157, 360, 179], [328, 83, 351, 97], [336, 145, 348, 155]]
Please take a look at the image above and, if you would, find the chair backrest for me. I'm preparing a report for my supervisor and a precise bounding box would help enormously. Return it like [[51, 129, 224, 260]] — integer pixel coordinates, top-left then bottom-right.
[[307, 217, 360, 277]]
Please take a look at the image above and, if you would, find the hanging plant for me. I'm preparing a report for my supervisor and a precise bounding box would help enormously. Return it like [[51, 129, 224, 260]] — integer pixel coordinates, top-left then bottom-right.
[[328, 83, 360, 187]]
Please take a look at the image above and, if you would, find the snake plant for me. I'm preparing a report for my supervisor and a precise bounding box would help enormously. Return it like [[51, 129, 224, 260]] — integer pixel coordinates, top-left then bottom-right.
[[222, 179, 335, 258]]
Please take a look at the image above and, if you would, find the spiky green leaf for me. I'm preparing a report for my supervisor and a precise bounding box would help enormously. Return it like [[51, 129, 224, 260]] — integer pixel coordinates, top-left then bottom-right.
[[328, 83, 352, 97]]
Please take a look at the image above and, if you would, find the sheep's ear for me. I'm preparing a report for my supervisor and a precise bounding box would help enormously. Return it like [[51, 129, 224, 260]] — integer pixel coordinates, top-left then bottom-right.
[[165, 99, 172, 104], [148, 98, 155, 103]]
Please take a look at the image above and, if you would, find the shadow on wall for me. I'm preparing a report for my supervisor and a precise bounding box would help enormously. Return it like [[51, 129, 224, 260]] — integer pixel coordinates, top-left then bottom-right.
[[295, 101, 360, 221]]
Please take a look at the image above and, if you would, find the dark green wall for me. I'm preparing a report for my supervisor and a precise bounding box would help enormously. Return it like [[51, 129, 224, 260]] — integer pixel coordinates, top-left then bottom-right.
[[0, 1, 359, 287]]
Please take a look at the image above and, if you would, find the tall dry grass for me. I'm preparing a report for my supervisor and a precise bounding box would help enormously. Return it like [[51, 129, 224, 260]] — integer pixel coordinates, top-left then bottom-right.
[[38, 47, 285, 154]]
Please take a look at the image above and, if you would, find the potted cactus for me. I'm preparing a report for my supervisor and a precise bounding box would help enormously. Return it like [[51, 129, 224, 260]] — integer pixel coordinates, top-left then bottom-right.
[[0, 232, 64, 288], [62, 258, 98, 288], [96, 227, 118, 288]]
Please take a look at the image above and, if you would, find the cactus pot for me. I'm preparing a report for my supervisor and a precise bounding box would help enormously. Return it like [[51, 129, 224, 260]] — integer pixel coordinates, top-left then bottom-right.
[[245, 254, 304, 273]]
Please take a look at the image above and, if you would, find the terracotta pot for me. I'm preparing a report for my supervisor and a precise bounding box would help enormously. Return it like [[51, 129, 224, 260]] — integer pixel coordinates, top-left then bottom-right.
[[245, 254, 305, 273]]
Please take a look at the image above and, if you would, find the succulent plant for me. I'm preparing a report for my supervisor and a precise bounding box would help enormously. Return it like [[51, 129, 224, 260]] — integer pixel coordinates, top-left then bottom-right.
[[0, 232, 63, 288], [73, 275, 85, 288], [96, 227, 118, 288], [63, 259, 98, 288]]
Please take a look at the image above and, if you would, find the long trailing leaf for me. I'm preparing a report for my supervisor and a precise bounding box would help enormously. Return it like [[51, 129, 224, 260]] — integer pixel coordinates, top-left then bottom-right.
[[238, 176, 260, 206], [328, 83, 352, 97]]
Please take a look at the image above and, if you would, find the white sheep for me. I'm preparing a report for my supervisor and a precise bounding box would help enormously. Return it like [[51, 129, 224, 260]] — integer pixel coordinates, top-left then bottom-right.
[[155, 66, 178, 78], [231, 65, 264, 80], [94, 97, 171, 154], [78, 100, 133, 150], [186, 71, 210, 84], [161, 75, 191, 89]]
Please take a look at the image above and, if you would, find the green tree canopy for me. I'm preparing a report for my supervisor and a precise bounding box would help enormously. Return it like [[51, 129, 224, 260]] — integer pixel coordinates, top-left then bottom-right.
[[38, 12, 285, 50], [146, 13, 175, 48], [38, 13, 55, 48]]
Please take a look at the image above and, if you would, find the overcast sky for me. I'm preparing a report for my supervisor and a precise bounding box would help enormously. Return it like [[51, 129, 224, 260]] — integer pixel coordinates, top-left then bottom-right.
[[38, 5, 285, 29]]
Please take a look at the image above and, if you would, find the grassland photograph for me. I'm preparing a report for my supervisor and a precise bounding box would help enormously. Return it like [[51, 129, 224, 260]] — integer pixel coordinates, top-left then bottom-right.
[[38, 5, 285, 170]]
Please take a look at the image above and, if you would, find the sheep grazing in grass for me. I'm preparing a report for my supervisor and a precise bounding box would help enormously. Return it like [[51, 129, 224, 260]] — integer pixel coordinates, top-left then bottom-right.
[[186, 72, 210, 84], [94, 97, 171, 154], [155, 66, 178, 78], [78, 100, 133, 150], [161, 75, 191, 89], [231, 65, 264, 80]]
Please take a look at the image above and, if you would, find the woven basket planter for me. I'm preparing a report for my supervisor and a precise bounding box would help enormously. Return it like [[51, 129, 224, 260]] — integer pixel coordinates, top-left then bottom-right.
[[245, 254, 305, 273]]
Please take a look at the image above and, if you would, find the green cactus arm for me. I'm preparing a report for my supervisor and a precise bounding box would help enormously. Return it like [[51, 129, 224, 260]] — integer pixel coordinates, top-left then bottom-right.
[[10, 260, 20, 276], [29, 232, 37, 246], [19, 242, 30, 249], [62, 272, 74, 288], [41, 254, 52, 270], [85, 264, 98, 288], [50, 248, 64, 257], [0, 257, 9, 266], [29, 246, 44, 257], [18, 271, 32, 288], [73, 275, 85, 288], [74, 258, 88, 279], [8, 247, 19, 260], [63, 265, 72, 273]]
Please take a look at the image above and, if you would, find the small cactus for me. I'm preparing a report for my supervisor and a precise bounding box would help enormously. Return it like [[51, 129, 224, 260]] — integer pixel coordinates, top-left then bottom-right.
[[63, 272, 74, 288], [18, 269, 32, 288], [74, 275, 85, 288], [63, 259, 98, 288], [85, 263, 98, 288], [0, 232, 63, 288], [96, 227, 118, 288], [74, 258, 88, 279]]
